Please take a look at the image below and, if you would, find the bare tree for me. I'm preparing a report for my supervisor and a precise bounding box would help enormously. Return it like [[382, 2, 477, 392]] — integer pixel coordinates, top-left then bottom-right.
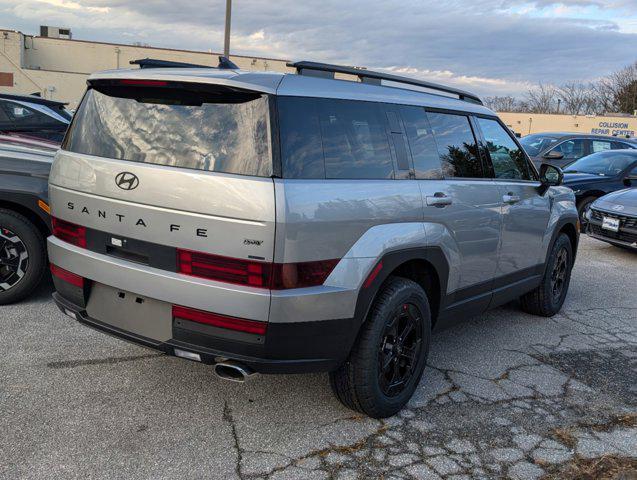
[[595, 61, 637, 114], [485, 61, 637, 115], [556, 82, 594, 115], [524, 83, 558, 114], [484, 96, 519, 112]]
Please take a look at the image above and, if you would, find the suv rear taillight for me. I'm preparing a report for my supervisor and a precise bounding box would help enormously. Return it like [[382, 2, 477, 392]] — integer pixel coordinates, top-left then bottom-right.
[[177, 249, 338, 290], [172, 305, 267, 335], [177, 250, 272, 288], [50, 264, 84, 287], [52, 217, 86, 248]]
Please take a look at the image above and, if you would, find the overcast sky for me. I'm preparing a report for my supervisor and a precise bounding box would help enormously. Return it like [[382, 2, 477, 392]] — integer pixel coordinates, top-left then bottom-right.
[[1, 0, 636, 96]]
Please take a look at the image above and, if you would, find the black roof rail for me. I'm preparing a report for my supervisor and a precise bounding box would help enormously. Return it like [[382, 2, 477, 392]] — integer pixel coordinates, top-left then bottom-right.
[[287, 61, 483, 105], [130, 56, 240, 70]]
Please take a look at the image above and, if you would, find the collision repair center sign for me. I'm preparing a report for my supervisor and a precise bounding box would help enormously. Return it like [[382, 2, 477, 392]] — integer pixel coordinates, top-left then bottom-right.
[[591, 121, 635, 137]]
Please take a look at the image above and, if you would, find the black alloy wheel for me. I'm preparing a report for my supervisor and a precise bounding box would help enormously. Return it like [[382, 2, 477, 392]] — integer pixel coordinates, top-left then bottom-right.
[[0, 227, 29, 292], [519, 233, 573, 317], [329, 277, 432, 418], [550, 247, 569, 303], [378, 302, 423, 397], [0, 209, 47, 304]]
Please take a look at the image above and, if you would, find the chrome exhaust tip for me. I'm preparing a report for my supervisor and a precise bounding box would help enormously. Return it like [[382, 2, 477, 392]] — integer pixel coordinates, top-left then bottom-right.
[[214, 361, 256, 383]]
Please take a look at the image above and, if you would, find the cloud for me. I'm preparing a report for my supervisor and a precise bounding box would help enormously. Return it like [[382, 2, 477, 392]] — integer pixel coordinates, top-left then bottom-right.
[[0, 0, 635, 96]]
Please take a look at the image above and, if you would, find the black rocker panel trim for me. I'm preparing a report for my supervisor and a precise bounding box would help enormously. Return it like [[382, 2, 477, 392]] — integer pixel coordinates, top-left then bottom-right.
[[352, 246, 550, 335]]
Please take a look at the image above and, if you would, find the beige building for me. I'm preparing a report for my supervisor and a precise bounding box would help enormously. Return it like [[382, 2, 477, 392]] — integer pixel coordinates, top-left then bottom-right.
[[499, 112, 636, 139], [0, 27, 293, 108]]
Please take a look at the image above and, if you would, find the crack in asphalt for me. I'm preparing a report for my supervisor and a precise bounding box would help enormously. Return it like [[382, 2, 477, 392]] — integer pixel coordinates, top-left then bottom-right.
[[231, 304, 637, 478], [223, 400, 245, 480]]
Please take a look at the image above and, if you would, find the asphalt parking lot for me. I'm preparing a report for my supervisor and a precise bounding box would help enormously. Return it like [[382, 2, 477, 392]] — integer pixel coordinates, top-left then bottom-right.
[[1, 235, 636, 480]]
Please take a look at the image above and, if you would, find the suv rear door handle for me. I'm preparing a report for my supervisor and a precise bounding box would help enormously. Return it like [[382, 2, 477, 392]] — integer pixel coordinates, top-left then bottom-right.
[[503, 193, 521, 204], [426, 193, 452, 207]]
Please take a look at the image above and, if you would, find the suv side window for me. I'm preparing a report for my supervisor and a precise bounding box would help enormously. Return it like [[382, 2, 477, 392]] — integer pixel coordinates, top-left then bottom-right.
[[426, 111, 483, 178], [399, 106, 443, 179], [476, 117, 532, 180], [278, 97, 325, 179], [550, 139, 585, 160], [318, 99, 394, 179]]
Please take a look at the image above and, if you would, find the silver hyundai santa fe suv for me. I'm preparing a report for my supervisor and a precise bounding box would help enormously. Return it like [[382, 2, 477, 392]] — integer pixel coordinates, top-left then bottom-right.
[[48, 60, 579, 418]]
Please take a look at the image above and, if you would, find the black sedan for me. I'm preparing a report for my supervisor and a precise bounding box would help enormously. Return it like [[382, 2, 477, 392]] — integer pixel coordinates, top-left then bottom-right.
[[561, 150, 637, 224], [586, 188, 637, 250]]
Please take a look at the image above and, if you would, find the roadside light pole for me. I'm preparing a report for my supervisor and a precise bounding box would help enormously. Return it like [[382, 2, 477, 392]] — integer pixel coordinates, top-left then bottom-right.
[[223, 0, 232, 57]]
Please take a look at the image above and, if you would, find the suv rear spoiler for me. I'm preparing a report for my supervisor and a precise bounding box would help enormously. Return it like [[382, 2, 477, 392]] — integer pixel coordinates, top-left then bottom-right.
[[130, 56, 239, 70]]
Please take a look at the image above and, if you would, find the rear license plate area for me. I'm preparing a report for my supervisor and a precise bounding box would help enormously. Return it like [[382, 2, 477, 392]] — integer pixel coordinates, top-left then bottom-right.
[[86, 283, 172, 342], [85, 230, 176, 271]]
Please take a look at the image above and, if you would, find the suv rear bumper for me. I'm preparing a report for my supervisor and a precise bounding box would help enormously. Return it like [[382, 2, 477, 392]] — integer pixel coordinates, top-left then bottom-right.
[[53, 291, 357, 374]]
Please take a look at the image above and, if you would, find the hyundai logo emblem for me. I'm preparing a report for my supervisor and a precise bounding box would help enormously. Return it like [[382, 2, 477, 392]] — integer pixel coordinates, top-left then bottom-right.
[[115, 172, 139, 191]]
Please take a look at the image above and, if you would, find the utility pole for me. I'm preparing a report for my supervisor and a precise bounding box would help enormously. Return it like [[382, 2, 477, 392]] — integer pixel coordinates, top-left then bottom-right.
[[223, 0, 232, 57]]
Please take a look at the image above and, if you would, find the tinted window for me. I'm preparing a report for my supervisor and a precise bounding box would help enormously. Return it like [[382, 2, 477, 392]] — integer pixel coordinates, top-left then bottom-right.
[[278, 97, 324, 179], [563, 151, 637, 176], [519, 134, 558, 156], [612, 141, 634, 150], [427, 112, 483, 178], [0, 105, 10, 123], [0, 101, 59, 127], [400, 106, 442, 179], [64, 86, 272, 176], [318, 99, 393, 179], [477, 117, 532, 180], [551, 139, 585, 160]]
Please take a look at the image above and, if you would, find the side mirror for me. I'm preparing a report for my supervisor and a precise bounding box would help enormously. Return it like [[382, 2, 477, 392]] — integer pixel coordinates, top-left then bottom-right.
[[543, 150, 564, 160], [540, 163, 564, 187]]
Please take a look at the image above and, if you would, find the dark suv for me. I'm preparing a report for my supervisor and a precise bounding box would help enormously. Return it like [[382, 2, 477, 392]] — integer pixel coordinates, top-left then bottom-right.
[[520, 132, 636, 169]]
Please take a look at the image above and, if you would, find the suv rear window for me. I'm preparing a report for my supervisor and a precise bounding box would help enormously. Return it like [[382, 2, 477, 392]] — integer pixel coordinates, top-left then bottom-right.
[[63, 85, 273, 177]]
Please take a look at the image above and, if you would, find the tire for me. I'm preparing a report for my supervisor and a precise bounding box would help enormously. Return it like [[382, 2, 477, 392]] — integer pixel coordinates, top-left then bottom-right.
[[329, 277, 432, 418], [577, 196, 596, 228], [0, 209, 47, 304], [520, 233, 573, 317]]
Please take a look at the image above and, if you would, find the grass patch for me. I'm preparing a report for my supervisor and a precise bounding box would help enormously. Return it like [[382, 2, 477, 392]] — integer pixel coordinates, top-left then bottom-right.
[[542, 454, 637, 480]]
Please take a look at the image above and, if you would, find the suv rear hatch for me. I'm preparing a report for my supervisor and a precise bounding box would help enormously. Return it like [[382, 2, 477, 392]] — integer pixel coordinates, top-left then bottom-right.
[[48, 78, 277, 328]]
